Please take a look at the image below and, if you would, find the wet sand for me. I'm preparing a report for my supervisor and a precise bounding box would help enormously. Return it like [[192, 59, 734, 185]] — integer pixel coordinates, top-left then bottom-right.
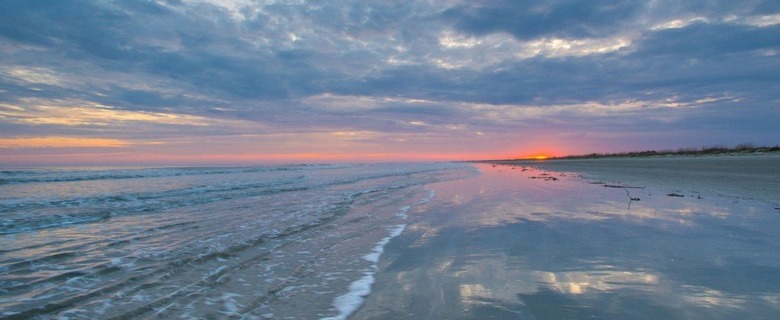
[[353, 160, 780, 319], [500, 154, 780, 205]]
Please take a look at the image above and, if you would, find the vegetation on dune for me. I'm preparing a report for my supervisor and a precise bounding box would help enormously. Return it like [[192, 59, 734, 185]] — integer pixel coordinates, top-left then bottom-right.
[[548, 143, 780, 160]]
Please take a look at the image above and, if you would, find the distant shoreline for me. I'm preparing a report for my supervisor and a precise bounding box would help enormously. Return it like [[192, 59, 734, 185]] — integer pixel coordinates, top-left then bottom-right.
[[480, 153, 780, 206], [491, 144, 780, 161]]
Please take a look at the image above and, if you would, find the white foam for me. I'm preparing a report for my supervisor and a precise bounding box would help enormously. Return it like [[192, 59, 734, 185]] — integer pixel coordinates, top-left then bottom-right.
[[418, 189, 436, 205], [219, 292, 242, 316], [396, 206, 411, 219], [395, 188, 436, 221], [320, 189, 437, 319], [321, 224, 406, 320]]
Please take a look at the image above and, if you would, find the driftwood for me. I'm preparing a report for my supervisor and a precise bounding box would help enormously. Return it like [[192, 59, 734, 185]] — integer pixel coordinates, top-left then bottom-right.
[[625, 188, 640, 209]]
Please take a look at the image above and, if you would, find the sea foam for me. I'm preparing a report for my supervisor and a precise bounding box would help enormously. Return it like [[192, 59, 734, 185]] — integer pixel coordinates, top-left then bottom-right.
[[321, 224, 406, 320], [322, 188, 437, 318]]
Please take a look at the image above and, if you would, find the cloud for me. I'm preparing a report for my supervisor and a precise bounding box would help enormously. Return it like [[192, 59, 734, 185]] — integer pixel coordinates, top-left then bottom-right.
[[0, 99, 209, 127], [741, 13, 780, 27], [638, 22, 780, 58], [0, 0, 778, 162], [440, 0, 643, 40], [0, 136, 131, 148]]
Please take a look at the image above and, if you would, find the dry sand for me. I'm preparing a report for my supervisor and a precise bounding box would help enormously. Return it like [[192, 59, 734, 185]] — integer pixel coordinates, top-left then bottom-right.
[[503, 154, 780, 206]]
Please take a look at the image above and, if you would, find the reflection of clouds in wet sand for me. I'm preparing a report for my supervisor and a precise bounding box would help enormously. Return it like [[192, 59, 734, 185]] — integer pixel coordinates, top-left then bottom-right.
[[434, 164, 748, 228], [680, 285, 748, 309], [535, 269, 660, 295], [447, 245, 780, 318], [453, 257, 659, 307], [355, 163, 780, 319]]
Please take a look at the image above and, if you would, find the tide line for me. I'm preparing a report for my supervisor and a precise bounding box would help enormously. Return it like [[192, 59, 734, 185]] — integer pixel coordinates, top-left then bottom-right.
[[321, 188, 437, 320]]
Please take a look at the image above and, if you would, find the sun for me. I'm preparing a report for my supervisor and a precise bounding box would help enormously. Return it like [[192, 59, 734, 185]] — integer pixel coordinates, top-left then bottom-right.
[[518, 154, 551, 160]]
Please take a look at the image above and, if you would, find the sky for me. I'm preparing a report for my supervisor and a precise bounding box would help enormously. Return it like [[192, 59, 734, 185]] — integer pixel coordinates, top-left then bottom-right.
[[1, 0, 779, 166]]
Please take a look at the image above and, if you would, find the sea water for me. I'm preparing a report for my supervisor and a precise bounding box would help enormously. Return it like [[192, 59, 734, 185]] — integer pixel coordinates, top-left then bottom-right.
[[0, 163, 476, 319], [4, 162, 779, 319]]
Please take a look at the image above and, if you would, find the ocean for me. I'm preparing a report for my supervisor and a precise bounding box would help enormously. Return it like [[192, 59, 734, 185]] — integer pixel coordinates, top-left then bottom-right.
[[2, 162, 779, 319], [0, 163, 476, 319]]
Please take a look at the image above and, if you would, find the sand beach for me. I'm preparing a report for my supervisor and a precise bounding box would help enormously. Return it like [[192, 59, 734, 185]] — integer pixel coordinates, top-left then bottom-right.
[[353, 155, 780, 319], [501, 154, 780, 205], [1, 157, 778, 319]]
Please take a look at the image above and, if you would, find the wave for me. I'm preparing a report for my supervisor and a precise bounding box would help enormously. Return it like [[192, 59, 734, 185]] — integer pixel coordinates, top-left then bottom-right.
[[0, 164, 344, 185], [0, 164, 465, 235], [0, 176, 306, 235], [0, 162, 475, 319]]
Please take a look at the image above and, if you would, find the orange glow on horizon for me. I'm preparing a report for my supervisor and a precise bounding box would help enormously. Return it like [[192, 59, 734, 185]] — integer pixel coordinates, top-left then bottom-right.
[[0, 151, 501, 167], [0, 136, 131, 148], [175, 152, 494, 163], [0, 137, 567, 166], [513, 149, 560, 160]]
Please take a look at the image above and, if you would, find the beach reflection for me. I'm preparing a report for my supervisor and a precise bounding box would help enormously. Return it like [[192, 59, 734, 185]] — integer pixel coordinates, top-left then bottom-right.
[[356, 163, 780, 319]]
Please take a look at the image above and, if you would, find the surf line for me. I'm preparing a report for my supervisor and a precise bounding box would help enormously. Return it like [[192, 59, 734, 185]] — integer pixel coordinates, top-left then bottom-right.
[[321, 188, 436, 320]]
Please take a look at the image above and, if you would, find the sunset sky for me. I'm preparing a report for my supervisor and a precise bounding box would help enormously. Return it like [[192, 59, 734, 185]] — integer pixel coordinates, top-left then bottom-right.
[[1, 0, 779, 166]]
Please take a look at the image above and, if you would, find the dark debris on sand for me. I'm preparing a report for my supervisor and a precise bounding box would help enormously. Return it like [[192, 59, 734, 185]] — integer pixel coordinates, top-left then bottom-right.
[[529, 176, 559, 181]]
